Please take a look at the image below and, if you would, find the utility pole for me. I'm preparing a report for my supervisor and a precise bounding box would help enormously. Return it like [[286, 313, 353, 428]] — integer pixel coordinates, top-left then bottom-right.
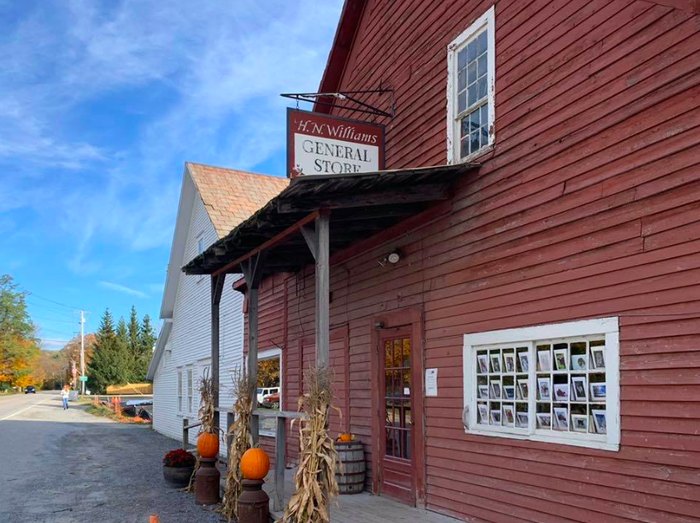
[[80, 310, 85, 395]]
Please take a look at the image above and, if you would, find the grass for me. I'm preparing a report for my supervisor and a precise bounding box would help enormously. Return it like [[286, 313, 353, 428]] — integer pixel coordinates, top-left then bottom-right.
[[82, 399, 151, 424]]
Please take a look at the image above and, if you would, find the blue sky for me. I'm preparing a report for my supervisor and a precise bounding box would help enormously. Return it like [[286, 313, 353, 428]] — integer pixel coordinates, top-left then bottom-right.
[[0, 0, 344, 349]]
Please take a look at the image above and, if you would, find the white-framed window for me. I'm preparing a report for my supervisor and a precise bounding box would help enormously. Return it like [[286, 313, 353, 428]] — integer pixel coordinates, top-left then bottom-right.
[[257, 348, 282, 437], [463, 317, 620, 451], [447, 6, 495, 163], [197, 236, 205, 255], [177, 368, 183, 413], [186, 367, 194, 414]]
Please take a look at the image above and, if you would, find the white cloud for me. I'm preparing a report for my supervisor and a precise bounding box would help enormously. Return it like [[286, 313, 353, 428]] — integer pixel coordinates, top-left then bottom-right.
[[0, 0, 344, 275], [99, 280, 148, 298]]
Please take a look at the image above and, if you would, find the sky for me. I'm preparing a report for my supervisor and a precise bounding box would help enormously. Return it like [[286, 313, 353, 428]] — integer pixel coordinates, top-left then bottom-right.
[[0, 0, 344, 349]]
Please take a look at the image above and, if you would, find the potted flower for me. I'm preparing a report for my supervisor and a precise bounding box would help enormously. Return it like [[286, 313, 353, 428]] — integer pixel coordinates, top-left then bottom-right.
[[162, 448, 196, 488]]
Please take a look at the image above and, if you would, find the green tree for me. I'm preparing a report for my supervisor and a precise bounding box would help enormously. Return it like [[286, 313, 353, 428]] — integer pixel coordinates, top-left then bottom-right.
[[127, 306, 143, 381], [134, 314, 155, 381], [88, 309, 130, 393], [0, 275, 41, 389]]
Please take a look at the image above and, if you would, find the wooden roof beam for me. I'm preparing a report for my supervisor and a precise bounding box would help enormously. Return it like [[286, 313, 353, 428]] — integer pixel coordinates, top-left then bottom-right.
[[212, 211, 319, 276], [276, 183, 451, 213]]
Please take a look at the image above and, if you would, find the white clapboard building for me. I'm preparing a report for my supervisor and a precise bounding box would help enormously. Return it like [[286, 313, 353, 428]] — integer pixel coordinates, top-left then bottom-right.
[[147, 162, 287, 442]]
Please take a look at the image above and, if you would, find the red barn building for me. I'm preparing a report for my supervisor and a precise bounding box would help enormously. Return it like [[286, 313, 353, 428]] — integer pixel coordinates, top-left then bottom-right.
[[186, 1, 700, 520]]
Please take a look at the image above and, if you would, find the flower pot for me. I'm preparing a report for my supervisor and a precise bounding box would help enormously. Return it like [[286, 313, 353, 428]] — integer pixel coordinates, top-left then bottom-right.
[[163, 465, 194, 488]]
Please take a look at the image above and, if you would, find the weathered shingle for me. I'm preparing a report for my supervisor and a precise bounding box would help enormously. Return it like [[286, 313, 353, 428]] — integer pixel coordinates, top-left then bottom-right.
[[186, 162, 289, 238]]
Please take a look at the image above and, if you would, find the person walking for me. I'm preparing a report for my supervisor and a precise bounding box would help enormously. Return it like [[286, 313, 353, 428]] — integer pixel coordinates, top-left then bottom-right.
[[61, 385, 70, 410]]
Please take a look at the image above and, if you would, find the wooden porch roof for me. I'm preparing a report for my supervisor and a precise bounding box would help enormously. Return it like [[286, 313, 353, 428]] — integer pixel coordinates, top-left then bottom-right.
[[182, 163, 478, 278]]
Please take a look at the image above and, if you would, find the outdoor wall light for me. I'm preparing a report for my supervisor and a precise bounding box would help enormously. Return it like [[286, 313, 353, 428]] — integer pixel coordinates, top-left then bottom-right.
[[378, 249, 402, 267], [387, 250, 401, 264]]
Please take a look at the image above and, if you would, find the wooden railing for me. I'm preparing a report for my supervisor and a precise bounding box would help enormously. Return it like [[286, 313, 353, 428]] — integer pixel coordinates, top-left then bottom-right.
[[252, 409, 305, 511], [186, 408, 305, 512], [182, 418, 202, 450]]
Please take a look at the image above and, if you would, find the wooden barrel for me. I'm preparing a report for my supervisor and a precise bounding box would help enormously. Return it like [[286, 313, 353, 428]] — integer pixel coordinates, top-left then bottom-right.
[[335, 441, 365, 494]]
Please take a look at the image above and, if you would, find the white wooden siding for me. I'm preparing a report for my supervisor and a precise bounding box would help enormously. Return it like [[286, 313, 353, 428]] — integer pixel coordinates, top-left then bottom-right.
[[152, 194, 244, 447]]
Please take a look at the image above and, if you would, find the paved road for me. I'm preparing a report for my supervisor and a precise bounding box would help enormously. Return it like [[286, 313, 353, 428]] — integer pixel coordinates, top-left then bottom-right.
[[0, 392, 221, 523]]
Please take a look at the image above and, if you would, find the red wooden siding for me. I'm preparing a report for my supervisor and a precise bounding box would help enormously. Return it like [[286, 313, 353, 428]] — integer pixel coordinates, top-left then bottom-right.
[[246, 0, 700, 520]]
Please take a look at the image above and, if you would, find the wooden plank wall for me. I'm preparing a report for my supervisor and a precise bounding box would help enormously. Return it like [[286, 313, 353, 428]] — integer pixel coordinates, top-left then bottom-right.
[[251, 0, 699, 521], [244, 0, 700, 520]]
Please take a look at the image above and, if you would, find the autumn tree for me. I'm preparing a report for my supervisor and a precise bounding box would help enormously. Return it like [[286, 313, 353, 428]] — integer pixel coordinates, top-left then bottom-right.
[[0, 275, 41, 390], [257, 358, 280, 388]]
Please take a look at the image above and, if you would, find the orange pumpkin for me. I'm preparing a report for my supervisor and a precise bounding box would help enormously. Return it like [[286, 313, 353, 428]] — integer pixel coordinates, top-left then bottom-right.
[[197, 432, 219, 459], [240, 447, 270, 480], [338, 432, 353, 442]]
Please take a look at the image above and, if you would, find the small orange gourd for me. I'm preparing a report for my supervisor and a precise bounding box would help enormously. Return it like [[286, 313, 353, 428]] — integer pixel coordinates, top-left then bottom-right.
[[240, 447, 270, 480], [197, 432, 219, 459], [338, 432, 353, 442]]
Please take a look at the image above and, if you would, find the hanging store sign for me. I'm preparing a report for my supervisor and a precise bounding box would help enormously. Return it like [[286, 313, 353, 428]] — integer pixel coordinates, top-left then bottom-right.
[[287, 108, 385, 178]]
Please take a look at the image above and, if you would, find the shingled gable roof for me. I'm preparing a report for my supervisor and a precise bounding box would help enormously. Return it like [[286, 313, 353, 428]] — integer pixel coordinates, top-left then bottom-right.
[[186, 162, 289, 238], [148, 163, 287, 380]]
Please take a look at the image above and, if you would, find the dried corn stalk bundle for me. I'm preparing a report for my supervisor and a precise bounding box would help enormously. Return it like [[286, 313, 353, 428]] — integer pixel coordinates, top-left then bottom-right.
[[198, 368, 216, 434], [220, 367, 255, 522], [280, 366, 339, 523], [185, 369, 217, 493], [185, 455, 200, 493]]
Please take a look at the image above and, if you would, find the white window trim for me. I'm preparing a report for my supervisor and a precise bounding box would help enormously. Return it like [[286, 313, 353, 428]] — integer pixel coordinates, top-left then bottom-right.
[[446, 5, 496, 164], [257, 347, 282, 438], [177, 368, 183, 415], [463, 317, 620, 451], [186, 366, 194, 414]]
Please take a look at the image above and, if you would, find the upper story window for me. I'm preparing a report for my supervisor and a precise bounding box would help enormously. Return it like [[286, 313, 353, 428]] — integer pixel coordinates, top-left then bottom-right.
[[447, 6, 495, 163], [463, 317, 620, 451], [197, 236, 205, 255]]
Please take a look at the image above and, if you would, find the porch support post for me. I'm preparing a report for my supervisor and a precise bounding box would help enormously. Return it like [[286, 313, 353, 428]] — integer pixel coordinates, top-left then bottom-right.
[[315, 212, 330, 368], [242, 253, 265, 444], [211, 274, 225, 433]]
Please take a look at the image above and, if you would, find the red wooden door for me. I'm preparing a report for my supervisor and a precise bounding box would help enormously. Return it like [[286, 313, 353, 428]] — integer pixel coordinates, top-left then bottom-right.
[[378, 327, 416, 505]]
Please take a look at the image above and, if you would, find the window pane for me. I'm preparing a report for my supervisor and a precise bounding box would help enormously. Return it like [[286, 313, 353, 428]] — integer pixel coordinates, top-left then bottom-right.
[[467, 40, 477, 62], [467, 60, 477, 85], [478, 76, 487, 99], [468, 84, 477, 106], [477, 30, 487, 55], [481, 125, 489, 147], [458, 69, 466, 91], [469, 109, 480, 132], [460, 137, 470, 158], [457, 48, 468, 69], [461, 117, 470, 140], [470, 130, 479, 154], [478, 54, 487, 77], [480, 104, 488, 127], [458, 90, 466, 113]]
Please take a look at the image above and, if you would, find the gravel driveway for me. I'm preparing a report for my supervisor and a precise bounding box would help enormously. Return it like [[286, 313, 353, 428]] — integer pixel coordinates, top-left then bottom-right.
[[0, 393, 223, 523]]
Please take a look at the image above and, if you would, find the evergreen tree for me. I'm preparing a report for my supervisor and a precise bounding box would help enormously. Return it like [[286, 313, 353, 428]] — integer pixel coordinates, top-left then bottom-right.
[[127, 306, 141, 381], [134, 314, 155, 381], [88, 309, 130, 393]]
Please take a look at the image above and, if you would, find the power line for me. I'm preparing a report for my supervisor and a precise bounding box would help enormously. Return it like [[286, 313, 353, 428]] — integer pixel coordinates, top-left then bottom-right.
[[26, 300, 79, 317], [32, 316, 79, 325], [26, 292, 82, 311]]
